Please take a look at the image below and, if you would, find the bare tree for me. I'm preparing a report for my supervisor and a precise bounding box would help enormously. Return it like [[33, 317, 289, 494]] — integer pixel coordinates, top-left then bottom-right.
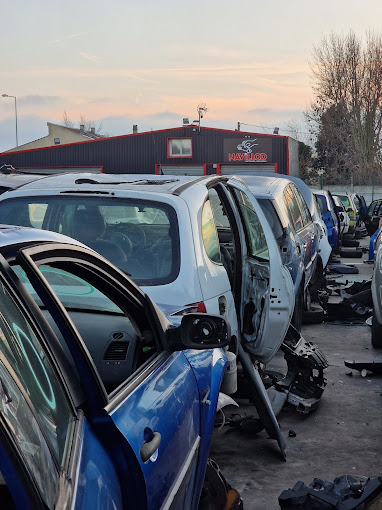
[[62, 111, 74, 128], [308, 31, 382, 184], [61, 112, 108, 137]]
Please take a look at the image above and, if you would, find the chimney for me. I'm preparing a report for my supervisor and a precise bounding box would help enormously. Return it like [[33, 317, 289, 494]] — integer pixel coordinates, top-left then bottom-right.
[[80, 124, 85, 134], [90, 127, 95, 134], [133, 124, 138, 134]]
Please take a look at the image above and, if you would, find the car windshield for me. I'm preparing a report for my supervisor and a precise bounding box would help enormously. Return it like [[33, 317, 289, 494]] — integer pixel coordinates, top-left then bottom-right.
[[336, 194, 350, 207], [0, 196, 180, 286]]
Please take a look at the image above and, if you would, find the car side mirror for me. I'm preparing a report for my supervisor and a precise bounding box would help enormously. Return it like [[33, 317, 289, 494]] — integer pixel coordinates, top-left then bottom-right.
[[167, 313, 231, 351]]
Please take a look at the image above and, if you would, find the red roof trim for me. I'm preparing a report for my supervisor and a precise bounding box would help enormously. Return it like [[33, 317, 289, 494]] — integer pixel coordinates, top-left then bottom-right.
[[0, 125, 287, 156]]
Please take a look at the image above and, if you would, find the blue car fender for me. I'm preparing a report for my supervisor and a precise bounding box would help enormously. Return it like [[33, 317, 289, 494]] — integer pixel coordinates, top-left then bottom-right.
[[183, 348, 227, 497]]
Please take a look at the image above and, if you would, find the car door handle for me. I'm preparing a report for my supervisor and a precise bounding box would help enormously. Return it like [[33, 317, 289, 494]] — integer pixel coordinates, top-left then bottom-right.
[[140, 431, 161, 463]]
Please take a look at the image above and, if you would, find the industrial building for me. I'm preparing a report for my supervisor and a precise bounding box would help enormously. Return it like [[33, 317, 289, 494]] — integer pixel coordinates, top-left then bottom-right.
[[0, 125, 299, 176]]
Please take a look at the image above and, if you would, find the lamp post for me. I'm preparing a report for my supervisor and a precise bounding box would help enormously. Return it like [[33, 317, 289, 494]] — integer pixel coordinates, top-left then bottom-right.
[[2, 94, 18, 147], [317, 168, 324, 189]]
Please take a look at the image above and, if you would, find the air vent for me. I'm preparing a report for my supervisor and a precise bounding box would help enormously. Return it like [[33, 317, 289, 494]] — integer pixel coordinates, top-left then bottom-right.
[[104, 341, 128, 361], [112, 332, 124, 340]]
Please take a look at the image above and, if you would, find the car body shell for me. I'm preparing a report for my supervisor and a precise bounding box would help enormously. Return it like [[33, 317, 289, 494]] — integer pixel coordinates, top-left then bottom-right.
[[237, 173, 331, 268], [332, 195, 350, 235], [238, 175, 321, 297], [371, 230, 382, 329], [351, 193, 368, 222], [332, 192, 358, 233], [0, 173, 294, 364], [0, 226, 231, 509]]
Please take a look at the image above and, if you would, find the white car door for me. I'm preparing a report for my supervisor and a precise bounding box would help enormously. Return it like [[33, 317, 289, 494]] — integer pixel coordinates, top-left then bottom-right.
[[215, 179, 294, 363], [314, 219, 332, 268]]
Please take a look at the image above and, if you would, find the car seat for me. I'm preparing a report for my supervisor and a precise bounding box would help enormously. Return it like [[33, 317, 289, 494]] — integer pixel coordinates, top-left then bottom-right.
[[71, 208, 127, 265]]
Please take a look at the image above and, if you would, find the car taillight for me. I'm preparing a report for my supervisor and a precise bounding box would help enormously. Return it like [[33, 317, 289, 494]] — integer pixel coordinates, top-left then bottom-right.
[[171, 301, 207, 316], [187, 301, 207, 313]]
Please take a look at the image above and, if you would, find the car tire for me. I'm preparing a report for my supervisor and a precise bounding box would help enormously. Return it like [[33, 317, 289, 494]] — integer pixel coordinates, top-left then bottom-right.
[[342, 239, 360, 248], [340, 248, 363, 258], [371, 315, 382, 348]]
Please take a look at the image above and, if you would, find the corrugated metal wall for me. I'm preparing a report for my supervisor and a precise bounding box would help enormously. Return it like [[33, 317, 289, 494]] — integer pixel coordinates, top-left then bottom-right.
[[0, 126, 291, 175]]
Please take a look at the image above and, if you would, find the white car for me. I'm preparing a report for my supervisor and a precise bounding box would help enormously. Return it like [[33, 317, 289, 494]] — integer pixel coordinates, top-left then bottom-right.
[[0, 172, 294, 364], [333, 195, 350, 234]]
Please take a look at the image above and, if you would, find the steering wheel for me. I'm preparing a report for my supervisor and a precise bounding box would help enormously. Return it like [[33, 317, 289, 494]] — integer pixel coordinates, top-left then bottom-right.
[[105, 231, 133, 257], [122, 224, 146, 251]]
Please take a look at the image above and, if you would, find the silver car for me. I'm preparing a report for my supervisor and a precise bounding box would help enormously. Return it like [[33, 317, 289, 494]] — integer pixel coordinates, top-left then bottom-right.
[[371, 229, 382, 348]]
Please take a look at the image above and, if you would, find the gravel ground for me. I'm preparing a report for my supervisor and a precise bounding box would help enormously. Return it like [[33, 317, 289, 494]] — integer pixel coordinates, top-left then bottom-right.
[[210, 239, 382, 509]]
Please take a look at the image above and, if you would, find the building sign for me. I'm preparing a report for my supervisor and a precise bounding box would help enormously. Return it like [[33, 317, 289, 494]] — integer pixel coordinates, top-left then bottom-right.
[[224, 137, 272, 163]]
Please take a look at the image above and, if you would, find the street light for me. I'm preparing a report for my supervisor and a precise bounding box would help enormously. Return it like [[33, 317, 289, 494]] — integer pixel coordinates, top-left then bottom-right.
[[2, 94, 18, 147], [317, 168, 324, 190]]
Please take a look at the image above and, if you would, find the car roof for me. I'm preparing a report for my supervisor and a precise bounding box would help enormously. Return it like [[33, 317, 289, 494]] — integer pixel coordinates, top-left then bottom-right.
[[0, 173, 47, 191], [0, 225, 85, 249], [311, 189, 329, 200], [236, 174, 291, 197], [7, 172, 225, 197]]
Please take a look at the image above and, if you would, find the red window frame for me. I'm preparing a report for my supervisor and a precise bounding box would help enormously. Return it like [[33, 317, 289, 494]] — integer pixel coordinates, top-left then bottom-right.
[[167, 138, 193, 158]]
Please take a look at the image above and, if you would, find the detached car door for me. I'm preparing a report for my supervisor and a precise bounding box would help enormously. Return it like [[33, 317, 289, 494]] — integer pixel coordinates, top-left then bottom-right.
[[15, 244, 203, 510]]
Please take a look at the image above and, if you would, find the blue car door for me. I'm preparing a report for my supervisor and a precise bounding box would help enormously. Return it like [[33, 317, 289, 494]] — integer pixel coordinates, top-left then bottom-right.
[[17, 245, 202, 510], [106, 351, 201, 510], [0, 255, 125, 510]]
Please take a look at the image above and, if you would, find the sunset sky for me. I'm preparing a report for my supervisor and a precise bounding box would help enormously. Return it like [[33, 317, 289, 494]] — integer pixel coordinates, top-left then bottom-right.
[[1, 0, 381, 152]]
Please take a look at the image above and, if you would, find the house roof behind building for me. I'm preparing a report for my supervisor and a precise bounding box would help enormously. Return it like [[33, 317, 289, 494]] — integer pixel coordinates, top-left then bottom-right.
[[48, 122, 105, 140]]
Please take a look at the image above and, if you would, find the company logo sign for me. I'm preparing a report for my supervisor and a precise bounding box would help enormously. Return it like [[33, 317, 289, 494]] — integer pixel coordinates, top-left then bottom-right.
[[228, 139, 267, 162]]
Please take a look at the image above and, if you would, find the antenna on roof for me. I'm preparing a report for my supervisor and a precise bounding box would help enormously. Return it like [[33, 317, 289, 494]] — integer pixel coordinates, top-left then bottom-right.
[[196, 104, 208, 134]]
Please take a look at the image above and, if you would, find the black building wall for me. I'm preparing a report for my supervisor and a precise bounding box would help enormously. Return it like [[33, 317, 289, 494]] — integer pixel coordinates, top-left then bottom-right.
[[0, 126, 289, 175]]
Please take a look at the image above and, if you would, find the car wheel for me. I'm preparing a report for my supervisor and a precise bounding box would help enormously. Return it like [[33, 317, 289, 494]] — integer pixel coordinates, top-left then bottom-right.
[[291, 286, 303, 333], [342, 238, 360, 248], [371, 315, 382, 348]]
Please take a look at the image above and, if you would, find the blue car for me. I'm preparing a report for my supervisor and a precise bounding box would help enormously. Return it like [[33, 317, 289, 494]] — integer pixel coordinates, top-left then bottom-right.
[[0, 226, 238, 509], [312, 190, 340, 249]]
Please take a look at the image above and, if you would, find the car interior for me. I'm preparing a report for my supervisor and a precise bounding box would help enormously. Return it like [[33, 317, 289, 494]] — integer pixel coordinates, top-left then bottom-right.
[[11, 262, 159, 395], [0, 198, 180, 285]]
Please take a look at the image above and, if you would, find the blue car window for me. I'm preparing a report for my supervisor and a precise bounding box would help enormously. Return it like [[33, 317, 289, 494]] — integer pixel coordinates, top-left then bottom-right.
[[0, 281, 75, 467], [0, 359, 58, 509], [25, 264, 157, 394]]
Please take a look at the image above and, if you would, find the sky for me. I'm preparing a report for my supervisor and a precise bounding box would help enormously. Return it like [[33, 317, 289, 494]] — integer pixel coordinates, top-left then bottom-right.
[[1, 0, 381, 152]]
